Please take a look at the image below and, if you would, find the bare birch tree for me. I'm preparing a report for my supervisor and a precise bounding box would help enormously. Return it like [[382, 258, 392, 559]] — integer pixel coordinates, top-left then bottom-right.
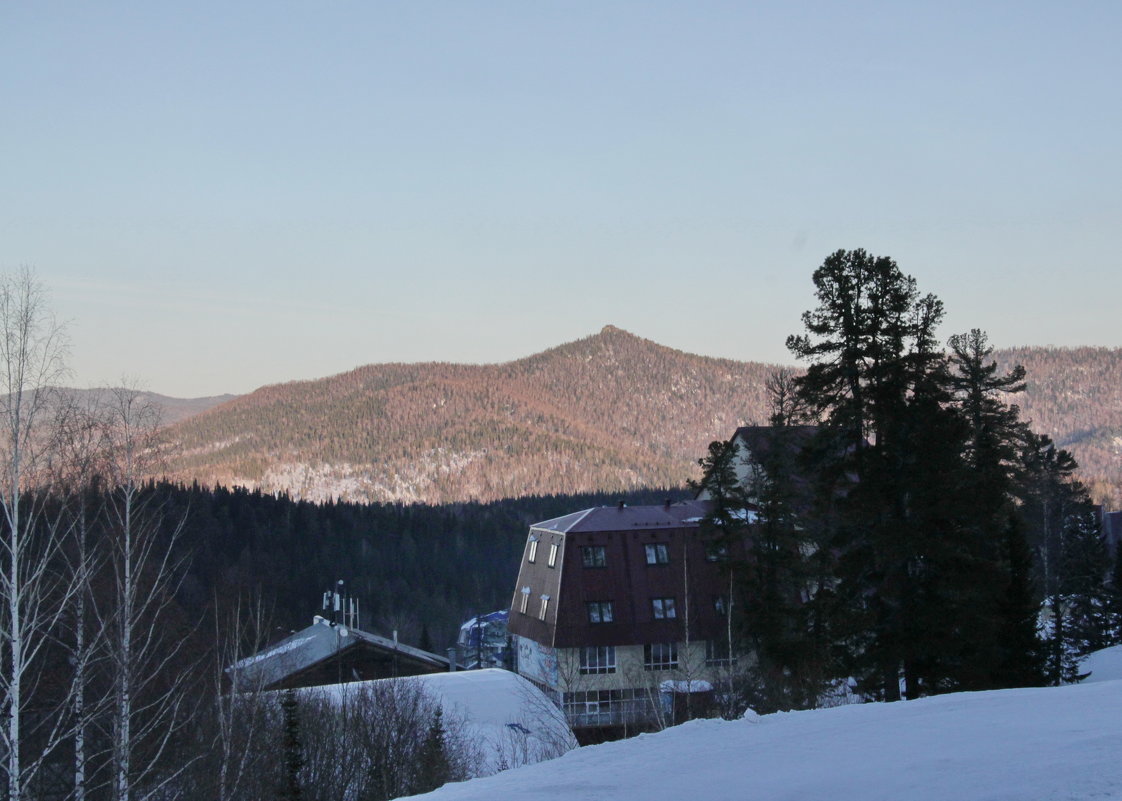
[[0, 269, 84, 799], [50, 391, 113, 801], [99, 386, 197, 801], [207, 593, 274, 801]]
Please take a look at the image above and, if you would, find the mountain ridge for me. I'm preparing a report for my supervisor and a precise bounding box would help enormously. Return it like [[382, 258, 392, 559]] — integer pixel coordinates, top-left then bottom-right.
[[156, 327, 1122, 506]]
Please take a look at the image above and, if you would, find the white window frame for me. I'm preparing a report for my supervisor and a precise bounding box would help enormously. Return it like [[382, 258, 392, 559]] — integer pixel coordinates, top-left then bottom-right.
[[645, 543, 670, 565], [579, 646, 617, 674], [587, 600, 614, 624], [705, 638, 736, 666], [547, 542, 559, 568], [644, 642, 679, 671], [519, 586, 530, 614], [651, 597, 677, 620], [539, 594, 550, 621], [527, 539, 538, 563], [582, 545, 607, 568]]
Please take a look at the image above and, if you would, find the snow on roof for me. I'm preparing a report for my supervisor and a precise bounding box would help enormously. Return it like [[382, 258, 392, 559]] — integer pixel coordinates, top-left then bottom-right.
[[459, 609, 509, 633], [303, 669, 576, 777], [228, 617, 448, 689], [410, 678, 1122, 801]]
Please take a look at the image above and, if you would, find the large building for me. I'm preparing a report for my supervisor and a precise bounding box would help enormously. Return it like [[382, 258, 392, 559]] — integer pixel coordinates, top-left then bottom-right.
[[506, 499, 746, 737]]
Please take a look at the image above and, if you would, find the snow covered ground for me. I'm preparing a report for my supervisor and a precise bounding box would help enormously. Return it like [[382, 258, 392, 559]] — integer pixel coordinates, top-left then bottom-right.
[[305, 669, 577, 776], [415, 674, 1122, 800], [1082, 643, 1122, 683]]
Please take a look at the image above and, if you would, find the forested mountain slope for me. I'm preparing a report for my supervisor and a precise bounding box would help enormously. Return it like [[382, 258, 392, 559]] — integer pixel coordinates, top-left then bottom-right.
[[159, 328, 1122, 506], [994, 346, 1122, 504], [162, 326, 776, 503]]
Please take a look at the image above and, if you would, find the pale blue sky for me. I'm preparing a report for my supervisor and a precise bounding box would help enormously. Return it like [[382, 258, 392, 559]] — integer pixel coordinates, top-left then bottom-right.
[[4, 1, 1119, 396]]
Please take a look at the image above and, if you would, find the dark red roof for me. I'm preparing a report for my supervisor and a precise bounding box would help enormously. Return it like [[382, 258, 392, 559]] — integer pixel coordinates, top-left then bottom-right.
[[532, 499, 713, 534]]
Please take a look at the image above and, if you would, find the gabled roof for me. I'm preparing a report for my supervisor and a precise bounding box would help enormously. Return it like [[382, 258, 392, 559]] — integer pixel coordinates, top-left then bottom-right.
[[532, 499, 713, 534], [731, 425, 819, 462], [229, 616, 450, 690]]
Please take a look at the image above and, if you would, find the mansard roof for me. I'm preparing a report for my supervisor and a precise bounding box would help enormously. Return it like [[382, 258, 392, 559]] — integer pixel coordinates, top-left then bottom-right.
[[531, 499, 713, 534]]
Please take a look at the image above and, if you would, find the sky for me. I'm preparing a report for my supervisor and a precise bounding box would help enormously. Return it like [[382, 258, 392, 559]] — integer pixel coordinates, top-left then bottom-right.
[[4, 2, 1120, 397]]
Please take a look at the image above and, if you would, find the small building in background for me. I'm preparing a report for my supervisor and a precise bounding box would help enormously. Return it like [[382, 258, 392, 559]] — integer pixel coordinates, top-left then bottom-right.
[[457, 609, 514, 670], [229, 615, 452, 691]]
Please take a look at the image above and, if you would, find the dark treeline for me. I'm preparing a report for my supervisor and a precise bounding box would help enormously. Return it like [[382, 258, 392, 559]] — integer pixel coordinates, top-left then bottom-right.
[[168, 482, 689, 650]]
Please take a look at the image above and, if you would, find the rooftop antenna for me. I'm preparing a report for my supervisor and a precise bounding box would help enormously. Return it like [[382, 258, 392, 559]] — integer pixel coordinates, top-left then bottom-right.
[[322, 580, 360, 630]]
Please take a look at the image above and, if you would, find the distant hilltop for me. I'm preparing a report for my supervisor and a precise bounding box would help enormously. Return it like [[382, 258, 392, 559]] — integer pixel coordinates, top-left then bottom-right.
[[140, 328, 1119, 507]]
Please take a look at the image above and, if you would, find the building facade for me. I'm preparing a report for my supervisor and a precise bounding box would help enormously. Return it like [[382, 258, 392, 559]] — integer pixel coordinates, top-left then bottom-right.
[[507, 500, 745, 737]]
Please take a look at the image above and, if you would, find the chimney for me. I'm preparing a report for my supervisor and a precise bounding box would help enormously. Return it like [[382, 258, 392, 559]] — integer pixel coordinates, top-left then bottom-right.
[[618, 500, 625, 510], [447, 647, 458, 672]]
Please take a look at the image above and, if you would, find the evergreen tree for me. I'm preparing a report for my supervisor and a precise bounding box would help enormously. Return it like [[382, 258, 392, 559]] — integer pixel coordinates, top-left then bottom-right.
[[1015, 432, 1107, 684], [787, 249, 961, 700], [735, 376, 833, 710], [279, 689, 304, 801], [419, 622, 434, 654], [1058, 509, 1110, 662], [415, 707, 450, 795], [991, 513, 1046, 687], [945, 329, 1043, 690]]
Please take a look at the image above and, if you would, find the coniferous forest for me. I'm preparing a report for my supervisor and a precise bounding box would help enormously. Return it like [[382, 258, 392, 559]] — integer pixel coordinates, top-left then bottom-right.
[[696, 249, 1121, 712]]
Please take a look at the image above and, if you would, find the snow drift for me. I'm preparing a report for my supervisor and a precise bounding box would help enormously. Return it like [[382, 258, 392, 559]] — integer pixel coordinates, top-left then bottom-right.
[[415, 675, 1122, 800]]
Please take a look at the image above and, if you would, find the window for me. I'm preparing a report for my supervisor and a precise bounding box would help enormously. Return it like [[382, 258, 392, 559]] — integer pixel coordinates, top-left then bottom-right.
[[539, 595, 550, 621], [706, 638, 735, 666], [519, 586, 530, 614], [645, 543, 670, 565], [713, 595, 728, 616], [644, 642, 678, 670], [651, 597, 677, 620], [579, 646, 616, 674], [562, 688, 646, 726], [705, 542, 729, 562], [527, 539, 538, 563], [547, 542, 559, 568], [582, 545, 607, 568], [587, 601, 614, 624]]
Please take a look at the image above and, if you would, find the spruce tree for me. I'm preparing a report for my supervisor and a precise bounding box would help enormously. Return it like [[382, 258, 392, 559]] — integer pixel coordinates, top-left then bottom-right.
[[991, 513, 1046, 687], [945, 329, 1042, 689], [279, 689, 304, 801], [415, 707, 450, 794]]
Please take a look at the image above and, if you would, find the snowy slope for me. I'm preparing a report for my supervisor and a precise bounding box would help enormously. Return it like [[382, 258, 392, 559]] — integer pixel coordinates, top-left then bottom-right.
[[416, 678, 1122, 801], [305, 669, 576, 776], [1082, 644, 1122, 684]]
